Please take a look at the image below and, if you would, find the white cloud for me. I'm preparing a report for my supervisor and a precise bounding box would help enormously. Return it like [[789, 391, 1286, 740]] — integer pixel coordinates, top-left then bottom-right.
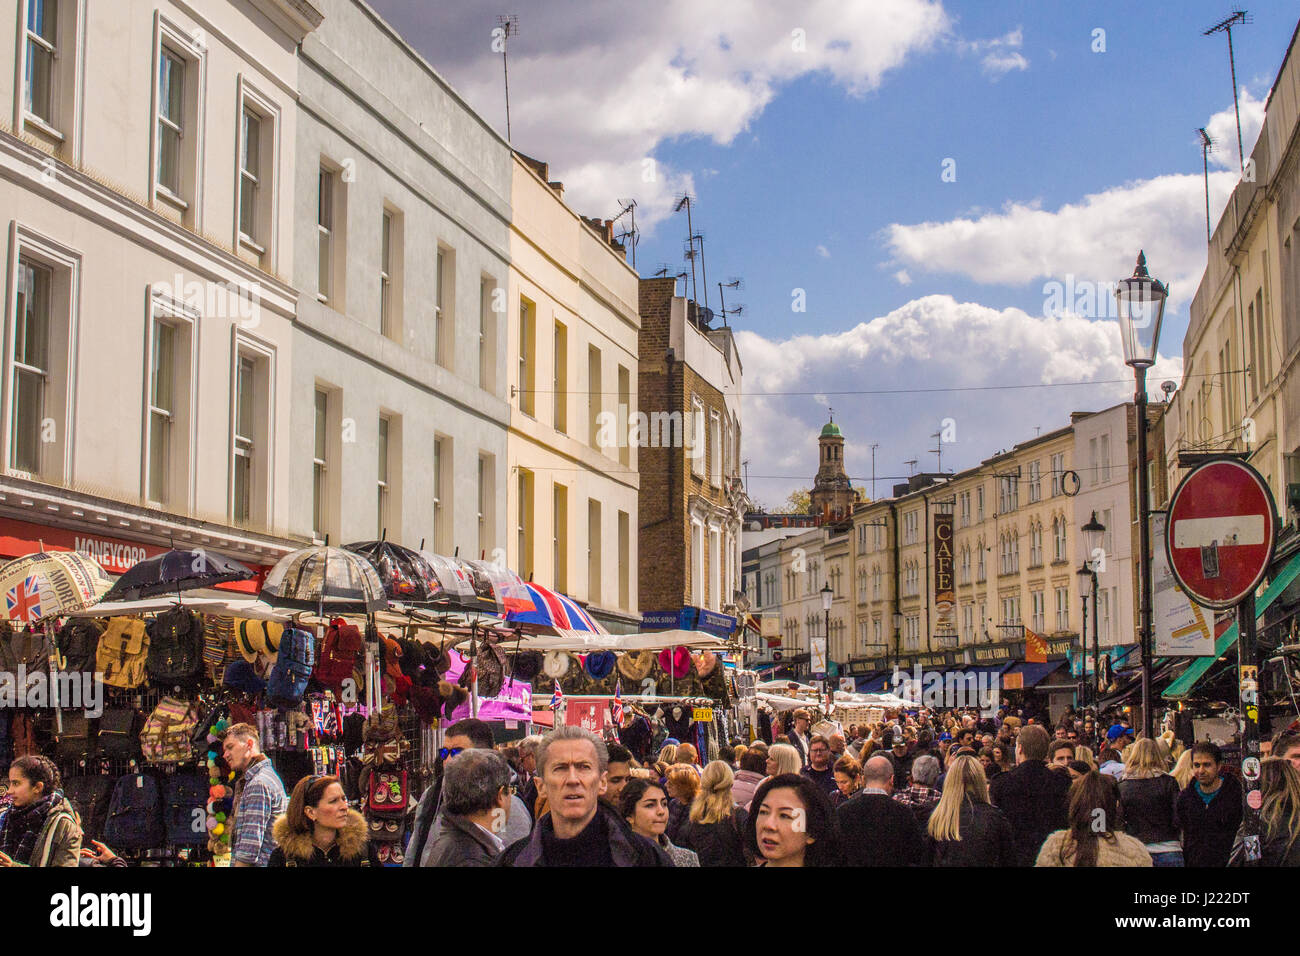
[[369, 0, 951, 230], [1204, 87, 1267, 170], [735, 294, 1180, 506], [894, 269, 913, 286], [816, 244, 831, 258], [954, 27, 1028, 77], [884, 171, 1241, 312]]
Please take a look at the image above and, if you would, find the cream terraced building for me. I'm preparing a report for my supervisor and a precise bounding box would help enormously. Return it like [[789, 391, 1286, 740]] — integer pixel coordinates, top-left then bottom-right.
[[506, 153, 640, 626]]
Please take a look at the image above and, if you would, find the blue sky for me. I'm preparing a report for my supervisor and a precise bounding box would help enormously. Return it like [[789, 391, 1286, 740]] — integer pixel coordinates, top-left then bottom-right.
[[369, 0, 1297, 508]]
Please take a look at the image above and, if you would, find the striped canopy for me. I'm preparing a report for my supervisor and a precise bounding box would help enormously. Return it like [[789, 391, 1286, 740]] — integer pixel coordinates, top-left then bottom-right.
[[506, 582, 605, 633], [0, 550, 112, 621], [259, 546, 388, 613]]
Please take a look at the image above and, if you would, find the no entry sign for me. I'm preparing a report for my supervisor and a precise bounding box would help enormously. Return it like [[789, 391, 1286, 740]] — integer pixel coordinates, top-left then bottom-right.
[[1165, 459, 1277, 609]]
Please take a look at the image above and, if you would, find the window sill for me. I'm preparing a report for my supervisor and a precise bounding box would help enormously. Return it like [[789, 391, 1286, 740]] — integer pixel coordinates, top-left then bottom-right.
[[22, 113, 65, 143], [155, 186, 189, 212], [238, 233, 266, 256]]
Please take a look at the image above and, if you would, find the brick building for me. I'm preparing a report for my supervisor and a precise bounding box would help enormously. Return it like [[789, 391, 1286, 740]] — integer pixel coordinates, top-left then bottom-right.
[[637, 277, 746, 615]]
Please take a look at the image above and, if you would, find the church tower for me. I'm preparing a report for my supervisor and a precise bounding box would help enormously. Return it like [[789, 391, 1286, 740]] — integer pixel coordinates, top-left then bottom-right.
[[810, 414, 855, 520]]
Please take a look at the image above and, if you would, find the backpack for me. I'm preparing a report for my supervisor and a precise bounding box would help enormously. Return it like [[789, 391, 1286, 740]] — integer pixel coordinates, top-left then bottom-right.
[[267, 627, 315, 706], [146, 606, 204, 686], [164, 773, 209, 846], [139, 697, 199, 764], [54, 711, 95, 763], [202, 616, 236, 675], [0, 623, 54, 674], [55, 619, 103, 674], [103, 773, 165, 849], [315, 619, 362, 695], [96, 618, 150, 689], [97, 706, 142, 761], [65, 774, 115, 843]]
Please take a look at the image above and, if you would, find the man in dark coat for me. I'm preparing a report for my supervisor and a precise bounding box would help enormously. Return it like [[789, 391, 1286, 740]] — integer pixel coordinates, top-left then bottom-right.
[[988, 724, 1069, 866], [787, 709, 812, 768], [499, 725, 672, 866], [423, 750, 512, 867], [836, 754, 926, 866], [1175, 741, 1243, 868]]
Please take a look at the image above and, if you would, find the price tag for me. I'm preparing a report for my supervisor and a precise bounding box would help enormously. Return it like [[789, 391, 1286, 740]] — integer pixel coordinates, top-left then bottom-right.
[[692, 708, 714, 722]]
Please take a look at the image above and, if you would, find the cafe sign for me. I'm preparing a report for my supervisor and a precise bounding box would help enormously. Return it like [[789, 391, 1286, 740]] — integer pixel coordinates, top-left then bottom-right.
[[934, 511, 954, 627]]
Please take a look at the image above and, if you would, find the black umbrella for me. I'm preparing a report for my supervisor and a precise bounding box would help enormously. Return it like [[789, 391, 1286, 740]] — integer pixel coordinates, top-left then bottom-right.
[[343, 540, 442, 605], [101, 548, 255, 602]]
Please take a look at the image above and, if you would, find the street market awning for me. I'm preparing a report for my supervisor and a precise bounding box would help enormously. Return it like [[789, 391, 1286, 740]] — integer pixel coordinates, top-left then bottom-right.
[[460, 628, 728, 652], [70, 595, 293, 621], [1163, 548, 1300, 700], [1002, 660, 1065, 688]]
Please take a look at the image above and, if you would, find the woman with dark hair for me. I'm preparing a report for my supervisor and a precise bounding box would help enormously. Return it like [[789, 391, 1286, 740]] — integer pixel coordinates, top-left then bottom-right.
[[1035, 771, 1152, 867], [990, 743, 1013, 776], [745, 773, 841, 867], [0, 755, 80, 867], [268, 774, 380, 867], [619, 777, 697, 866]]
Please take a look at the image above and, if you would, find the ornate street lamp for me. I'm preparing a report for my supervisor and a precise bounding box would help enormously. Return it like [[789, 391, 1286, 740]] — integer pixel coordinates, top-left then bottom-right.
[[1115, 252, 1167, 739], [1078, 508, 1106, 708]]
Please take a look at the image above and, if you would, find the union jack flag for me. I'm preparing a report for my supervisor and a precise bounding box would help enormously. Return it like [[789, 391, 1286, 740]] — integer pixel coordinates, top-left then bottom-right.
[[6, 576, 43, 623], [550, 679, 564, 711], [611, 679, 624, 726]]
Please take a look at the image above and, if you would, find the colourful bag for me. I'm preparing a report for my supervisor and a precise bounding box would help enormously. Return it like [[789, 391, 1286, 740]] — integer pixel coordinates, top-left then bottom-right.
[[96, 618, 150, 689], [140, 697, 199, 764]]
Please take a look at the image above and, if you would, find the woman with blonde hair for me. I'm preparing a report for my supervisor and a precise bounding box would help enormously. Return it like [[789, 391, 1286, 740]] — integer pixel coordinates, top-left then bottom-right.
[[664, 763, 700, 842], [1117, 737, 1182, 866], [676, 760, 750, 866], [1257, 757, 1300, 866], [1171, 748, 1194, 790], [765, 743, 803, 778], [1073, 745, 1097, 770], [926, 754, 1015, 866], [654, 743, 679, 786]]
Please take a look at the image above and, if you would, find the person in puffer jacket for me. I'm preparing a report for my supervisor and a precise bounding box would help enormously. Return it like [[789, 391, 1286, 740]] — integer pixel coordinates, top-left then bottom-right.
[[1036, 771, 1152, 867]]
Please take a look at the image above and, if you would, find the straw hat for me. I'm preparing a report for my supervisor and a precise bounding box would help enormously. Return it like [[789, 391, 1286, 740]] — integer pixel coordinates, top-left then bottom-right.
[[235, 619, 283, 662], [542, 650, 572, 680], [617, 649, 655, 682]]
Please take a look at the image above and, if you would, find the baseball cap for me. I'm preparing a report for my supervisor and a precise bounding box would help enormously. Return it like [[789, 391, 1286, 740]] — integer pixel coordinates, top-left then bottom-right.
[[1106, 724, 1127, 742]]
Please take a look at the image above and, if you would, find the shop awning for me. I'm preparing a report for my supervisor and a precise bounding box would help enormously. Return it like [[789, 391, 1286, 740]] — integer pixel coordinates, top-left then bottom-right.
[[1163, 549, 1300, 700], [1002, 660, 1065, 688], [960, 662, 1014, 679], [856, 672, 895, 693]]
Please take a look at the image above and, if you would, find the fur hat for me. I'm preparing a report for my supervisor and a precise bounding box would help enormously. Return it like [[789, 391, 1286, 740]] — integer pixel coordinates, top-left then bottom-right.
[[437, 679, 469, 718], [543, 650, 572, 680], [617, 648, 655, 682], [474, 636, 507, 698], [511, 650, 543, 682], [694, 650, 719, 677], [658, 646, 692, 679], [584, 650, 616, 680]]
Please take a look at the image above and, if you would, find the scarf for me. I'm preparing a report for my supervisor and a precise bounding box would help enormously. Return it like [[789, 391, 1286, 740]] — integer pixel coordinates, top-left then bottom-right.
[[0, 792, 58, 865]]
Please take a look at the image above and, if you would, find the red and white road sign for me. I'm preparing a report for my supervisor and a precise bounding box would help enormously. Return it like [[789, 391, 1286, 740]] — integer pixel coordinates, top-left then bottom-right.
[[1165, 459, 1277, 609]]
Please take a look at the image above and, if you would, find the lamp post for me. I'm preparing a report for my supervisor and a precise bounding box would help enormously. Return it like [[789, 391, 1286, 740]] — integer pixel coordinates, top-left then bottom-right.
[[892, 611, 903, 674], [1082, 511, 1105, 709], [820, 580, 833, 664], [1115, 251, 1167, 739]]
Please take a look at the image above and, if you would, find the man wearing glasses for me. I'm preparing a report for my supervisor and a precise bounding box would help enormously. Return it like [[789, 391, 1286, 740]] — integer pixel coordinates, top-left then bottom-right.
[[405, 718, 532, 866]]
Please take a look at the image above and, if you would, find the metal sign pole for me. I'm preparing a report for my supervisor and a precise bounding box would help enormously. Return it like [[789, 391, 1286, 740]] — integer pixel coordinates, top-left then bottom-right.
[[1237, 592, 1262, 864]]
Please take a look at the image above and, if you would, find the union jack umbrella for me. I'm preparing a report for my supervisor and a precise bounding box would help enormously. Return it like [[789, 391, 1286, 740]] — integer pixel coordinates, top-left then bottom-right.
[[0, 549, 111, 622], [550, 679, 564, 711], [507, 582, 606, 634], [611, 679, 624, 726]]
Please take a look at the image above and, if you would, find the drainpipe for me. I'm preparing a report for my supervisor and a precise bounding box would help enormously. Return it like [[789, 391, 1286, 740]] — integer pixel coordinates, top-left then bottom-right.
[[889, 500, 901, 666]]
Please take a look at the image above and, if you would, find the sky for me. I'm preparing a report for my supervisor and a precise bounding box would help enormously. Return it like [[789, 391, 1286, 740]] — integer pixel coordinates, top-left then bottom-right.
[[367, 0, 1297, 509]]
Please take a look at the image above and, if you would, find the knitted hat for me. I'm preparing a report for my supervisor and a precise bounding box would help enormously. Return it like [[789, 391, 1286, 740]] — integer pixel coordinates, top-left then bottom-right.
[[584, 650, 616, 680], [658, 646, 691, 679], [617, 649, 655, 682]]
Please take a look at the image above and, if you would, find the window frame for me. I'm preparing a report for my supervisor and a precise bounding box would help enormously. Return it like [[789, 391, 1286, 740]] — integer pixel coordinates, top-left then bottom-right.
[[228, 328, 276, 526], [233, 76, 280, 261], [142, 287, 199, 509]]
